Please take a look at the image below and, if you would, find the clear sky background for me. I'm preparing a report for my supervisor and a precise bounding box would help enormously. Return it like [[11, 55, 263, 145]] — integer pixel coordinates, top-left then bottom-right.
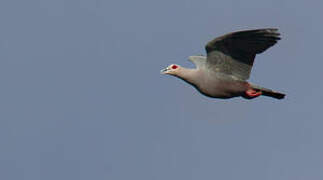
[[0, 0, 322, 179]]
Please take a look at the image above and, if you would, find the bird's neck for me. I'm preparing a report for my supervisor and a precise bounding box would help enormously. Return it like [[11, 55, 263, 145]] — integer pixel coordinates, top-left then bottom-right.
[[175, 67, 200, 87]]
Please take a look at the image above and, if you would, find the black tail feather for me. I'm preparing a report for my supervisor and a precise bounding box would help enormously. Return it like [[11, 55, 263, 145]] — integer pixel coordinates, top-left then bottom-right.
[[250, 84, 286, 100], [261, 90, 285, 99]]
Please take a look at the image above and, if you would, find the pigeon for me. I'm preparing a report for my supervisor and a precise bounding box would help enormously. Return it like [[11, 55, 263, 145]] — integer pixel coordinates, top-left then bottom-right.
[[161, 28, 285, 100]]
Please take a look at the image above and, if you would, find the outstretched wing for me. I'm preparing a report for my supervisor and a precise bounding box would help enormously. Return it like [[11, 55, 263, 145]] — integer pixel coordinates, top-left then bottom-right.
[[205, 28, 280, 80]]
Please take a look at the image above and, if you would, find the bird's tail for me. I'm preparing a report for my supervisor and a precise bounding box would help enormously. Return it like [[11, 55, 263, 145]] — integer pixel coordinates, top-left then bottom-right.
[[250, 84, 285, 100], [261, 89, 285, 99]]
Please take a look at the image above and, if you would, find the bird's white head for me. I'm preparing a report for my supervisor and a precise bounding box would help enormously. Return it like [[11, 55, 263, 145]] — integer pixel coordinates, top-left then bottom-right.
[[160, 64, 181, 75]]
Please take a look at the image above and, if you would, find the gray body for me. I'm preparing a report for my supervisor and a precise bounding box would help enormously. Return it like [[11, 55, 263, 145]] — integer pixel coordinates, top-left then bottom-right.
[[175, 65, 247, 98], [162, 29, 285, 100]]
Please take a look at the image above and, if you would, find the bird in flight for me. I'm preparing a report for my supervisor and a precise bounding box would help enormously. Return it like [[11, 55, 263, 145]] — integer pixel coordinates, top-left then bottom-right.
[[161, 28, 285, 100]]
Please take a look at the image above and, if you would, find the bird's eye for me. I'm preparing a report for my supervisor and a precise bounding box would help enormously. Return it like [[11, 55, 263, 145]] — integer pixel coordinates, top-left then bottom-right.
[[171, 65, 178, 69]]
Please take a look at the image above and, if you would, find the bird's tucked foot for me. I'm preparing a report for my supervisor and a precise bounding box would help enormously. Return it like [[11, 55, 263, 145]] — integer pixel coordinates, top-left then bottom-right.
[[244, 89, 262, 99]]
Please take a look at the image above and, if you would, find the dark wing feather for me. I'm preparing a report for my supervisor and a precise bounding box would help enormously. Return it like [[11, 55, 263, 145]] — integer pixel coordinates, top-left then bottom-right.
[[205, 28, 280, 80]]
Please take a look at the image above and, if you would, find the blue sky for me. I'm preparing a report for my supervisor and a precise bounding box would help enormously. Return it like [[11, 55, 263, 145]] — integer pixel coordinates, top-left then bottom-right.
[[0, 0, 323, 179]]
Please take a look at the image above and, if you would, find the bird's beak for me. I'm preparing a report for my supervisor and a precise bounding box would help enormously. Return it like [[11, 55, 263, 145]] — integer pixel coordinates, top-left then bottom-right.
[[160, 67, 170, 74]]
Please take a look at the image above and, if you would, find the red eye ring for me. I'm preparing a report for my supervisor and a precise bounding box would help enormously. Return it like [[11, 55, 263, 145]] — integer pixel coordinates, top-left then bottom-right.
[[171, 65, 178, 69]]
